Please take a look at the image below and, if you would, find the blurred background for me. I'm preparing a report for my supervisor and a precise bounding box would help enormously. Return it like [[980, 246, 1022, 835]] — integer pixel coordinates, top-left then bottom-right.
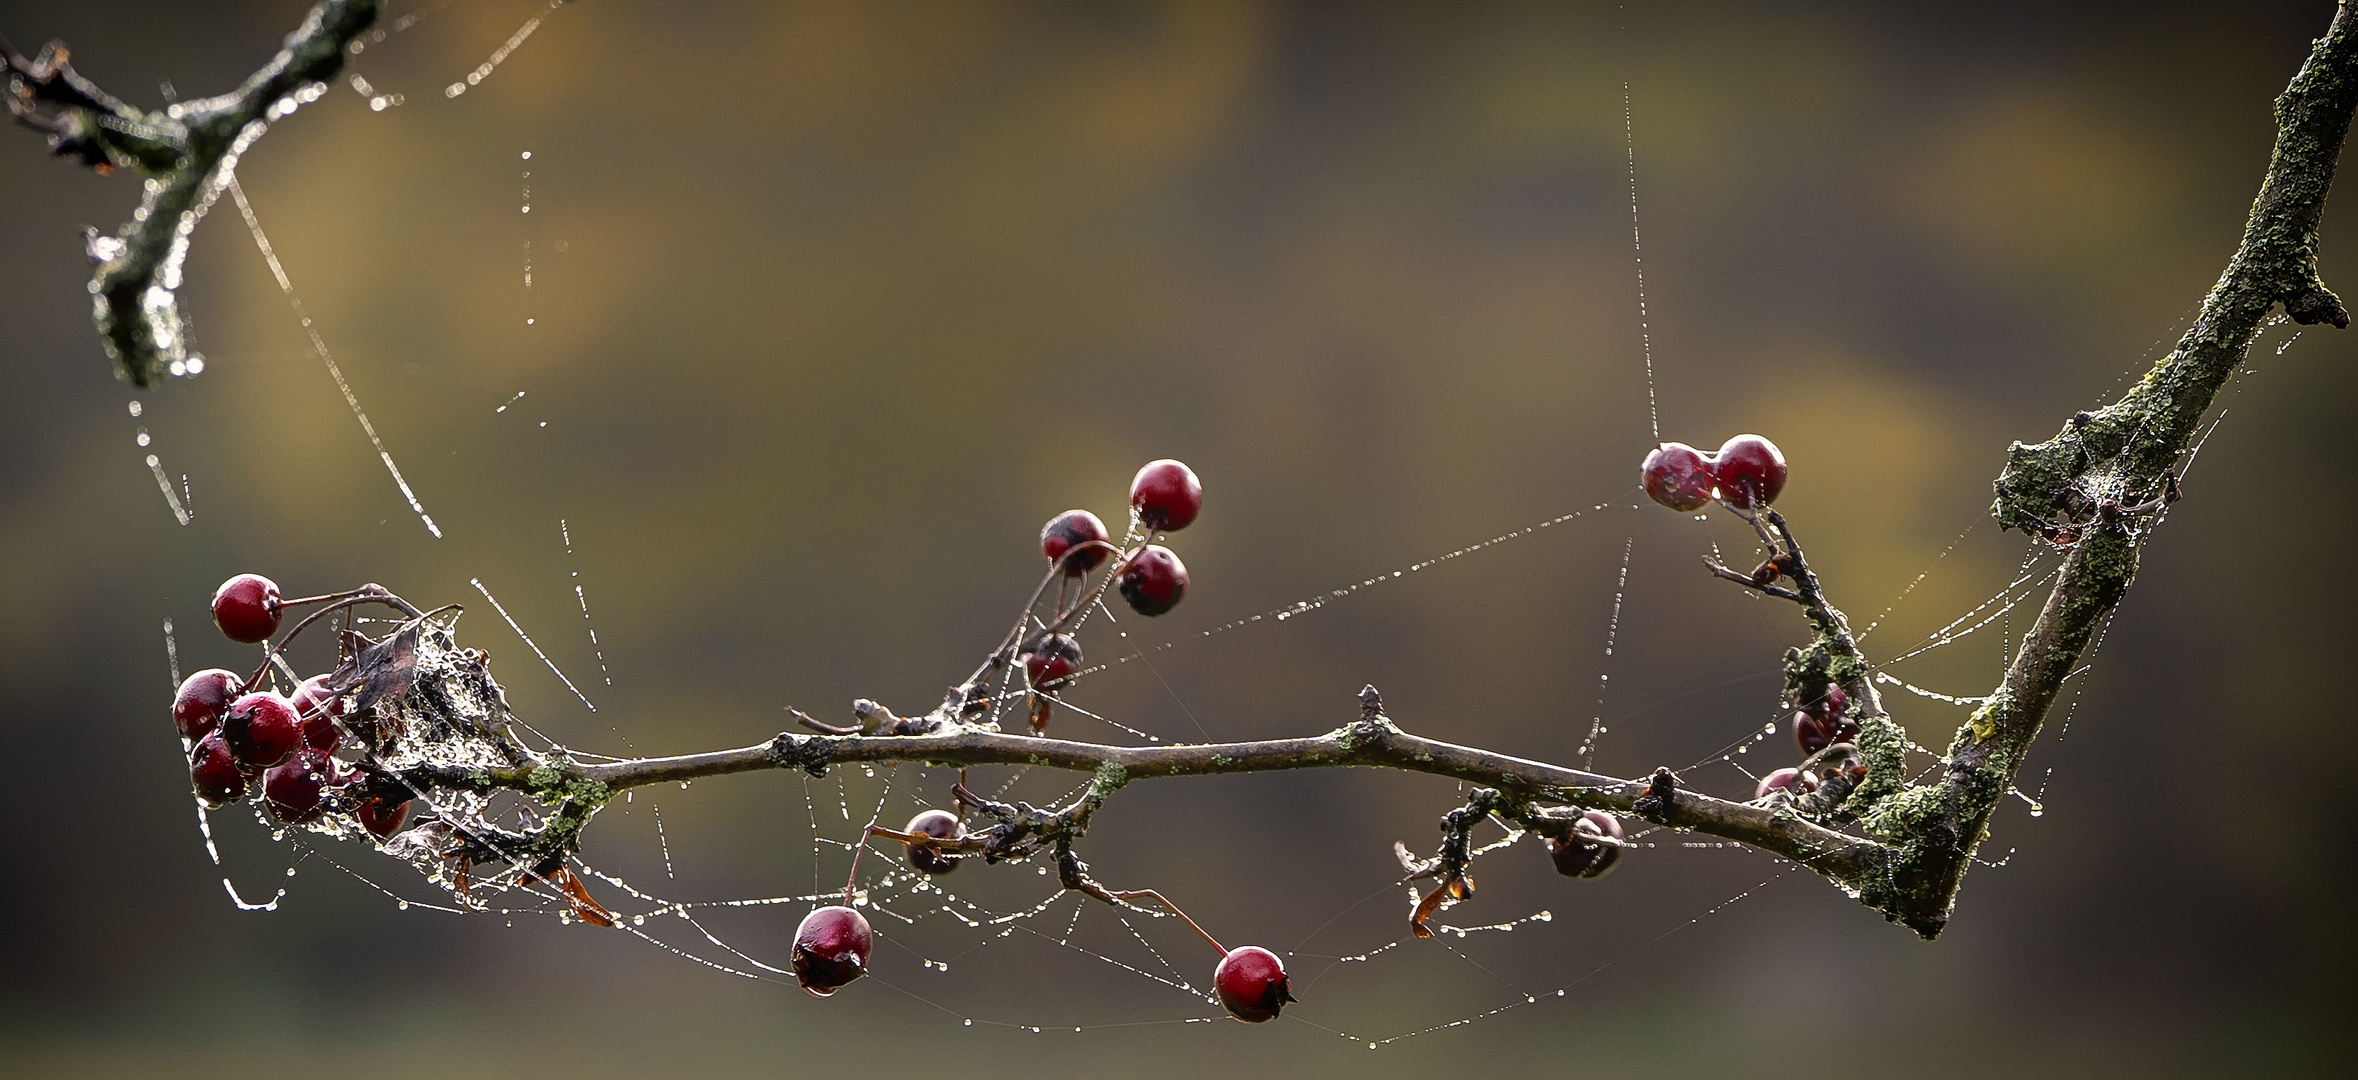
[[0, 1, 2350, 1075]]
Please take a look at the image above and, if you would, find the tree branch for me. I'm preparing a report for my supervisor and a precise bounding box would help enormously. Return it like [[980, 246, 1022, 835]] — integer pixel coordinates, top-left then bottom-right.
[[3, 0, 379, 386], [1853, 0, 2358, 937]]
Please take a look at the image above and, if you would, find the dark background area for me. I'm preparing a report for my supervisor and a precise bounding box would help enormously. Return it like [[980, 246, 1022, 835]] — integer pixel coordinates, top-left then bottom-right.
[[0, 2, 2350, 1076]]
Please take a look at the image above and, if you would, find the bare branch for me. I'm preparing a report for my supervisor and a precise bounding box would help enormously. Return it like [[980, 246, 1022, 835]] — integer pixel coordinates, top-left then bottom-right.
[[3, 0, 380, 385]]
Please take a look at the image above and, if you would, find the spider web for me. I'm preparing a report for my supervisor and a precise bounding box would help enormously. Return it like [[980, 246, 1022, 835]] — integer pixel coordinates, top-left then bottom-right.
[[129, 0, 2287, 1051]]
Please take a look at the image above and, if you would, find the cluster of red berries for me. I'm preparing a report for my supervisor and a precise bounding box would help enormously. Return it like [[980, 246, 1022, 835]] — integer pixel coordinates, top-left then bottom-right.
[[174, 573, 411, 839], [1017, 460, 1204, 724], [1640, 434, 1787, 512]]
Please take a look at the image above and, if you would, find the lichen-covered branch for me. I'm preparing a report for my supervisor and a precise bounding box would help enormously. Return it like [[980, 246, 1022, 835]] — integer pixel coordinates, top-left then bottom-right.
[[1848, 1, 2358, 937], [2, 0, 379, 385]]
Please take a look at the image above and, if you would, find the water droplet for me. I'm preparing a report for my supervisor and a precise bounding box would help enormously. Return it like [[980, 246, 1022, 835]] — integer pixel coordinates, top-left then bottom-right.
[[127, 401, 142, 417]]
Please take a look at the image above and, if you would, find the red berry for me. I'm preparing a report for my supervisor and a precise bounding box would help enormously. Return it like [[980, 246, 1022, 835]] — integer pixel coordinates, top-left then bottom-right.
[[291, 675, 346, 753], [264, 748, 344, 824], [903, 809, 963, 876], [1546, 809, 1624, 879], [345, 774, 414, 839], [1041, 510, 1112, 575], [1755, 767, 1820, 801], [189, 731, 251, 805], [1116, 545, 1188, 616], [1022, 634, 1083, 690], [172, 668, 243, 741], [1213, 946, 1294, 1023], [222, 691, 303, 769], [355, 792, 413, 839], [211, 574, 285, 643], [1640, 442, 1715, 512], [1129, 459, 1203, 532], [791, 905, 874, 997], [1710, 434, 1787, 508]]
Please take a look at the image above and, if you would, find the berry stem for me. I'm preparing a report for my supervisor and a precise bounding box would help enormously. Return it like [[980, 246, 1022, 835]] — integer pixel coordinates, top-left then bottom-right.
[[238, 585, 428, 692]]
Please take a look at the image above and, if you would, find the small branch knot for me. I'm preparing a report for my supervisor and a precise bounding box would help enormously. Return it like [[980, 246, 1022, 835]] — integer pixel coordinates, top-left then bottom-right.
[[2285, 283, 2350, 328], [1632, 767, 1680, 824], [1359, 683, 1384, 718], [768, 732, 831, 776]]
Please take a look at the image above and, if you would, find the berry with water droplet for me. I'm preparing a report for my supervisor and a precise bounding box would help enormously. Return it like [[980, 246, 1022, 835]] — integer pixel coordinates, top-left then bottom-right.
[[291, 674, 348, 753], [1214, 945, 1295, 1023], [222, 691, 302, 769], [903, 809, 963, 875], [1129, 459, 1203, 532], [1023, 633, 1083, 690], [792, 905, 874, 996], [211, 573, 284, 643], [173, 668, 243, 741], [1117, 545, 1188, 616], [264, 748, 343, 824], [1640, 442, 1716, 512], [190, 732, 250, 804], [1040, 510, 1112, 575], [1710, 434, 1787, 508], [1547, 810, 1625, 879], [344, 774, 413, 839], [1755, 767, 1820, 800]]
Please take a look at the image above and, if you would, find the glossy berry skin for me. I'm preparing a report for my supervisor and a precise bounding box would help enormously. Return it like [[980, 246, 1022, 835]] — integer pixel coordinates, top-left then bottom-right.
[[1213, 946, 1295, 1023], [211, 573, 285, 644], [189, 732, 251, 805], [291, 675, 346, 753], [1022, 634, 1083, 690], [1755, 767, 1820, 801], [1040, 510, 1112, 575], [1117, 545, 1188, 616], [264, 749, 343, 824], [222, 691, 303, 769], [791, 905, 874, 997], [172, 668, 243, 741], [355, 792, 413, 839], [903, 809, 963, 875], [343, 774, 414, 839], [1710, 434, 1787, 508], [1547, 809, 1625, 879], [1129, 459, 1203, 532], [1640, 442, 1716, 512]]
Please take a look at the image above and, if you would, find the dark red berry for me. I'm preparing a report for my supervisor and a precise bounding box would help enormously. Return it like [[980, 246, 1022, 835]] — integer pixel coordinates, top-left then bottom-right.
[[172, 668, 243, 741], [1546, 809, 1624, 879], [791, 905, 874, 997], [355, 792, 413, 839], [1755, 767, 1820, 801], [211, 573, 284, 643], [264, 748, 343, 824], [1801, 683, 1848, 722], [1213, 946, 1294, 1023], [1022, 634, 1083, 690], [903, 809, 963, 875], [222, 691, 303, 769], [1117, 545, 1188, 616], [1710, 434, 1787, 508], [190, 731, 250, 805], [1129, 459, 1203, 532], [1793, 711, 1835, 755], [291, 675, 346, 753], [1640, 442, 1716, 512], [1041, 510, 1112, 575], [344, 773, 414, 839]]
